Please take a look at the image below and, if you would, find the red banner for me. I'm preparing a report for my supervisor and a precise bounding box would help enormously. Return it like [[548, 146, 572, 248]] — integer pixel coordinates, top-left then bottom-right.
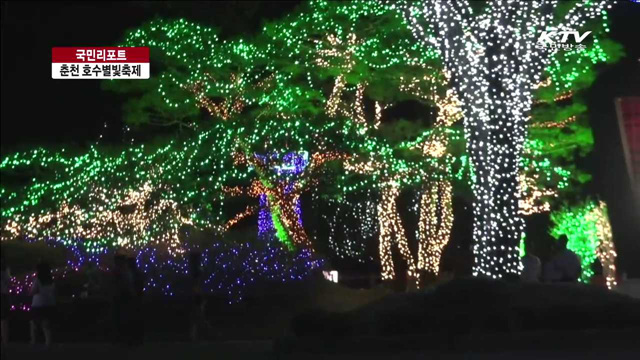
[[617, 97, 640, 187], [52, 47, 149, 63]]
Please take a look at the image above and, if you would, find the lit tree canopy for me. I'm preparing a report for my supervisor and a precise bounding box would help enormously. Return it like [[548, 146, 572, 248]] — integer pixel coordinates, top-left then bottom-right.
[[404, 0, 620, 278], [0, 125, 241, 253], [106, 1, 459, 252], [0, 1, 624, 287], [550, 200, 617, 286]]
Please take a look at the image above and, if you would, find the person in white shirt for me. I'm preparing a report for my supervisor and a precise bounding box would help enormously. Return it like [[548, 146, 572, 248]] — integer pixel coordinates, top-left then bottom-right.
[[30, 261, 55, 346]]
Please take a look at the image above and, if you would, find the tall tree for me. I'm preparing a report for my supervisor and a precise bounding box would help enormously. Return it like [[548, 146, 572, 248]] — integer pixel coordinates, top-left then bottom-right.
[[404, 0, 616, 278], [114, 1, 451, 256]]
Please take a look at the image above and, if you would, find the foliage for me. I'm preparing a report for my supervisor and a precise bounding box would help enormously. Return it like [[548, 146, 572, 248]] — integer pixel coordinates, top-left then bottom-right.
[[550, 200, 608, 282]]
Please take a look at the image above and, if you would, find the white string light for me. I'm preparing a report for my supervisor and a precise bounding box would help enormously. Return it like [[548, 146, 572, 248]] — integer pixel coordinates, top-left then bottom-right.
[[404, 0, 613, 278]]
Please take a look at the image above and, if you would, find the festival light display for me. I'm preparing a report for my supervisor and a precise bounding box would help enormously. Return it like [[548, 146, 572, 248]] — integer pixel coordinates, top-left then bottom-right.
[[323, 190, 377, 263], [0, 0, 623, 295], [404, 0, 615, 278], [418, 180, 453, 276], [1, 124, 241, 250], [587, 201, 617, 289], [113, 1, 603, 281], [414, 84, 461, 277], [6, 237, 321, 306], [255, 152, 308, 242], [550, 200, 617, 285], [262, 0, 461, 280]]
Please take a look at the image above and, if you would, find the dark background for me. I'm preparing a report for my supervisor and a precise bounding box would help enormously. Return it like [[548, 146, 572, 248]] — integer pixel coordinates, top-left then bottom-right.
[[1, 1, 639, 274], [0, 1, 302, 150]]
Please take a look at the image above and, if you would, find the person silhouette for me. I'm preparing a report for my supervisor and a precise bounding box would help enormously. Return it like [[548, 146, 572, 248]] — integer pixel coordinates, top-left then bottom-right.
[[544, 235, 581, 283], [188, 251, 206, 341], [127, 256, 144, 345], [520, 237, 541, 282], [111, 254, 133, 344], [1, 257, 11, 345], [30, 261, 55, 346]]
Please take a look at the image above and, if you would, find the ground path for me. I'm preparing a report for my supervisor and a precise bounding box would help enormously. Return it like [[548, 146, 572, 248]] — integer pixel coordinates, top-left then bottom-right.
[[3, 329, 639, 360]]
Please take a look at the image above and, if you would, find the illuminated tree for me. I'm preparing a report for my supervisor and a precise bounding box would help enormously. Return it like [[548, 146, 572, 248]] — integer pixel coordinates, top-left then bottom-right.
[[3, 2, 623, 290], [114, 1, 455, 263], [260, 0, 621, 281], [404, 0, 618, 278], [550, 200, 617, 286], [260, 1, 462, 281], [1, 124, 325, 306], [0, 124, 241, 253], [519, 13, 623, 217], [111, 18, 334, 248]]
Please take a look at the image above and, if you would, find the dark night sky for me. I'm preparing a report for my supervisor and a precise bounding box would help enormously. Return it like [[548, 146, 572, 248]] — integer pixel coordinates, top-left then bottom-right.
[[0, 1, 301, 151], [584, 1, 640, 275], [1, 1, 639, 272]]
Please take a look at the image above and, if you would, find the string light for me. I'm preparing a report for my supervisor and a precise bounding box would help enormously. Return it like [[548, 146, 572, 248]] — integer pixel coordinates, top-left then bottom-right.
[[550, 200, 617, 285], [532, 116, 578, 129], [323, 190, 377, 263], [6, 237, 322, 307], [1, 1, 618, 293], [587, 201, 617, 289], [378, 183, 417, 282], [417, 180, 453, 276], [518, 173, 557, 215], [404, 0, 614, 278]]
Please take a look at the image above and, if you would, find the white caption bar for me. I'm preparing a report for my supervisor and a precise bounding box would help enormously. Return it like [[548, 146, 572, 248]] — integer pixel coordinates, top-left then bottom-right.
[[52, 63, 150, 79]]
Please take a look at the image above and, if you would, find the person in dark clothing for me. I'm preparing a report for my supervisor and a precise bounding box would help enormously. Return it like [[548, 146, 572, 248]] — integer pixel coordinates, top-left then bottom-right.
[[544, 235, 582, 283], [127, 256, 144, 345], [1, 257, 12, 345], [590, 258, 607, 288], [30, 261, 55, 346], [438, 248, 455, 283], [188, 251, 206, 341], [83, 262, 100, 298], [112, 254, 133, 344], [456, 244, 474, 278]]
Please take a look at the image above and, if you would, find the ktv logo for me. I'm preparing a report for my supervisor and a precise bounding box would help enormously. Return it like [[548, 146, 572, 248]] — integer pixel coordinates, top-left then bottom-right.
[[536, 30, 591, 51]]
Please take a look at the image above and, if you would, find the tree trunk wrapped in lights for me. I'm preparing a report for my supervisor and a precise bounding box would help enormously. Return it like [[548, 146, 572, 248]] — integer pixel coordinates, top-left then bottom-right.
[[588, 201, 617, 289], [404, 0, 615, 278], [378, 180, 453, 288], [266, 189, 309, 249], [418, 180, 453, 276], [378, 183, 418, 284], [240, 149, 310, 249]]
